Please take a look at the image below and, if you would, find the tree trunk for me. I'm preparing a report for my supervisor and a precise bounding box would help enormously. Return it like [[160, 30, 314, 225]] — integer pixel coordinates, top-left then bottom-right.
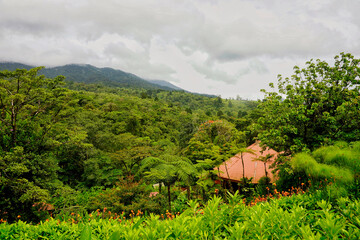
[[159, 182, 162, 194], [10, 100, 17, 148], [241, 153, 245, 182], [187, 186, 191, 200], [224, 161, 234, 193], [264, 162, 268, 178], [167, 184, 171, 211], [216, 166, 222, 185], [202, 188, 206, 201]]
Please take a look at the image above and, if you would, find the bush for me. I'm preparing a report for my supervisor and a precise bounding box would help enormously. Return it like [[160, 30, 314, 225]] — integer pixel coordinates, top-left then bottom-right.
[[290, 141, 360, 199], [3, 193, 360, 239], [256, 176, 272, 196], [87, 178, 167, 216]]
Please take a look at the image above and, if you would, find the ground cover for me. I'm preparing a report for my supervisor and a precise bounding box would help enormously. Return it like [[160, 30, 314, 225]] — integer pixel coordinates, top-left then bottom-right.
[[1, 192, 360, 239]]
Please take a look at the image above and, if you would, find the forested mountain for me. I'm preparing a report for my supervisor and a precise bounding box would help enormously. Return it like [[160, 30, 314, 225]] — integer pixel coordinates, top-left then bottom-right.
[[2, 53, 358, 227], [147, 79, 183, 90], [0, 62, 182, 91], [0, 66, 259, 222]]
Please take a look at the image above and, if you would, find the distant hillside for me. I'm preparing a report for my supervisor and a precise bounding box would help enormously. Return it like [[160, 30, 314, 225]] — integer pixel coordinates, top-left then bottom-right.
[[147, 79, 183, 91], [0, 62, 34, 71], [0, 62, 182, 91]]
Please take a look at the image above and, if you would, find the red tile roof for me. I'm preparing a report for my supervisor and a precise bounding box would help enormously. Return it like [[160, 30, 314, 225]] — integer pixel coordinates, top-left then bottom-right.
[[216, 142, 280, 183]]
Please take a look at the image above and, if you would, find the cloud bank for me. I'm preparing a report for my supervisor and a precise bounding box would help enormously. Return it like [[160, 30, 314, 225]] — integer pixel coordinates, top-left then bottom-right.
[[1, 0, 359, 99]]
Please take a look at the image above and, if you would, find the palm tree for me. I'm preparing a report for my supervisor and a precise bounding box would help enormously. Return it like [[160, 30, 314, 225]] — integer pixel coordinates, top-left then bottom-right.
[[236, 148, 255, 182], [141, 154, 197, 211], [254, 153, 274, 178]]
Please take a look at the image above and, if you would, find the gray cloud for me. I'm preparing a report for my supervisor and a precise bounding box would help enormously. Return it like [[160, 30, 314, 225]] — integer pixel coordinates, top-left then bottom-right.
[[182, 1, 357, 62], [192, 63, 239, 84], [102, 42, 176, 81], [0, 0, 360, 98], [192, 58, 268, 85]]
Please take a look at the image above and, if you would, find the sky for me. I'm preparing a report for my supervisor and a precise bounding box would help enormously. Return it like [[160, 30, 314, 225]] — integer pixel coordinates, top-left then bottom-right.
[[1, 0, 360, 99]]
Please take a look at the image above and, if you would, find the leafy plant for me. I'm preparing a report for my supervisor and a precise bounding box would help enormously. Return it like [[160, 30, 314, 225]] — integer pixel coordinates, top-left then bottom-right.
[[256, 52, 360, 154]]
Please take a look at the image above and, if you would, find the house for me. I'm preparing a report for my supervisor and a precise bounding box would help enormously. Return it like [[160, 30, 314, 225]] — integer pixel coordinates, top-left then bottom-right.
[[216, 141, 280, 183]]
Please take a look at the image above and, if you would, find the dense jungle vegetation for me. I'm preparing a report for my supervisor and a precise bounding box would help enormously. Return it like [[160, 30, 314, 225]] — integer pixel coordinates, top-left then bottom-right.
[[1, 53, 360, 239]]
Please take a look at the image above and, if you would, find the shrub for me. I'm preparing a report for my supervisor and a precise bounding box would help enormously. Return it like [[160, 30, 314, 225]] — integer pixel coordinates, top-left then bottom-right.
[[87, 178, 167, 216]]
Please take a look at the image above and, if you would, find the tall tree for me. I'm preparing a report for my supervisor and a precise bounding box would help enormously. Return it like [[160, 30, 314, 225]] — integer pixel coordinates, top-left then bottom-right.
[[109, 133, 154, 178], [0, 67, 68, 222], [256, 53, 360, 154], [0, 67, 67, 152], [185, 120, 245, 193], [254, 153, 274, 178], [141, 154, 197, 210], [238, 148, 255, 181]]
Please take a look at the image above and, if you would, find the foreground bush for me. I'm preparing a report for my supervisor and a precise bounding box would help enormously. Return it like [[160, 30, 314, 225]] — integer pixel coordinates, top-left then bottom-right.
[[2, 192, 360, 239]]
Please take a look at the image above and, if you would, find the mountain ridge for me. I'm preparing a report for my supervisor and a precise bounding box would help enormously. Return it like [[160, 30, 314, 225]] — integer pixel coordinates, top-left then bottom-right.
[[0, 62, 183, 92]]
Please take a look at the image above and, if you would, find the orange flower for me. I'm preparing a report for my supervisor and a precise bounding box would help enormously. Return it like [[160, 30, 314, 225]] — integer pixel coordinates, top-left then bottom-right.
[[17, 215, 21, 219]]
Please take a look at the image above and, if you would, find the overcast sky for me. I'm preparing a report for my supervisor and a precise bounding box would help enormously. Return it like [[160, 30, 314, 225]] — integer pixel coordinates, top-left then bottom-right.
[[1, 0, 360, 99]]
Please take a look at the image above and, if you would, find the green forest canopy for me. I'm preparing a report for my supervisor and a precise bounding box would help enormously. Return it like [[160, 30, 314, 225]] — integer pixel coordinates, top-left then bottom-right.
[[1, 52, 359, 223]]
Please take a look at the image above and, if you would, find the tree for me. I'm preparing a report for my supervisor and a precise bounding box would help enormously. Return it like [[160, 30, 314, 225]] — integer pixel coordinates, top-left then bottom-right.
[[214, 96, 224, 109], [0, 67, 68, 222], [256, 53, 360, 154], [109, 133, 154, 178], [238, 148, 255, 181], [0, 147, 54, 222], [254, 153, 273, 178], [185, 120, 246, 193], [185, 120, 245, 175], [141, 154, 197, 210], [0, 67, 67, 152]]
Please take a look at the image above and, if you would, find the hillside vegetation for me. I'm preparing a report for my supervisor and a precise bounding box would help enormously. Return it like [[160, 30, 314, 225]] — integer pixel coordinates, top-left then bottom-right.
[[0, 53, 360, 239], [0, 66, 256, 223], [0, 62, 183, 91]]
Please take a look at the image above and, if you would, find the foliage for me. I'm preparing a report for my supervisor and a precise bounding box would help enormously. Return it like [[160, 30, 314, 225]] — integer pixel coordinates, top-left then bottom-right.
[[290, 141, 360, 199], [186, 120, 245, 175], [0, 68, 70, 222], [141, 154, 197, 210], [3, 193, 360, 239], [0, 63, 287, 224], [0, 62, 178, 91], [87, 178, 167, 216], [109, 134, 155, 178], [0, 67, 68, 151], [272, 155, 307, 192], [256, 176, 273, 196], [185, 119, 246, 196], [256, 52, 360, 154]]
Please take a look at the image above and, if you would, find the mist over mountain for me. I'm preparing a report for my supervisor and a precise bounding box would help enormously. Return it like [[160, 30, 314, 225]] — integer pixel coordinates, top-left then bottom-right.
[[0, 62, 183, 91], [147, 79, 183, 91]]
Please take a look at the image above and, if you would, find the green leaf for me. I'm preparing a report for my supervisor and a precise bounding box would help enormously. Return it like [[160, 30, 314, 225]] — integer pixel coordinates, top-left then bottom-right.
[[79, 224, 92, 240], [109, 231, 121, 240]]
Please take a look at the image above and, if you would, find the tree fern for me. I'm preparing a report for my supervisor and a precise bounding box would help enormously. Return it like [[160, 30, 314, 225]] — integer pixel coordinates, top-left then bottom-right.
[[141, 154, 197, 210]]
